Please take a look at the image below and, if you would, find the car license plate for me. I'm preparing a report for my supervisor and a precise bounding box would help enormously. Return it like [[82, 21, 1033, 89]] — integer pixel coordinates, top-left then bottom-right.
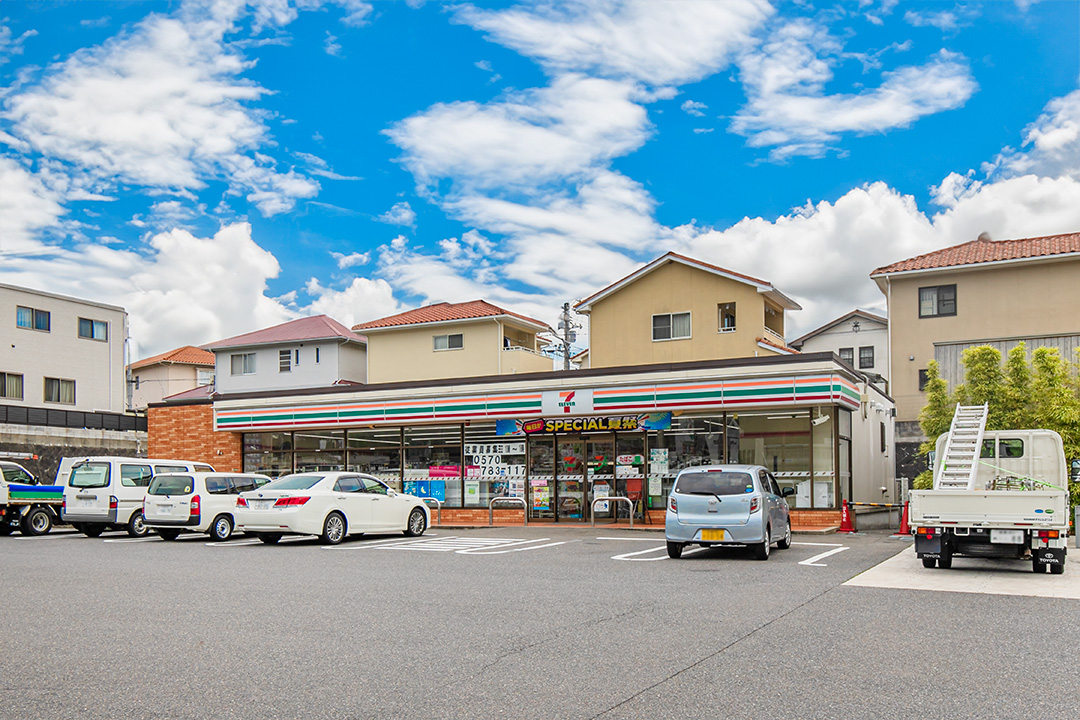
[[158, 505, 172, 515], [991, 529, 1024, 544], [252, 500, 273, 510], [701, 529, 725, 541], [77, 498, 94, 509]]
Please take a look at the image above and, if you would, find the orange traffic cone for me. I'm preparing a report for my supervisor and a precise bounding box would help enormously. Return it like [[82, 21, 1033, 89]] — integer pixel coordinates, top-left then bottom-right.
[[838, 499, 856, 533], [897, 500, 911, 535]]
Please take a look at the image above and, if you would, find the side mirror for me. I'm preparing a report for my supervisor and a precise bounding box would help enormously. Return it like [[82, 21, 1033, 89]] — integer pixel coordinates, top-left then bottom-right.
[[782, 487, 795, 497]]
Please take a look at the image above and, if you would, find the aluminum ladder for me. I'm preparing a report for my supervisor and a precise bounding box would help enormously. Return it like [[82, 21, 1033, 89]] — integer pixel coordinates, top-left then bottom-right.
[[934, 403, 989, 490]]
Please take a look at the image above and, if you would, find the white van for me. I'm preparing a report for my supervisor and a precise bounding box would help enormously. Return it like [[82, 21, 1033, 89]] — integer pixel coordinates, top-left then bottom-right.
[[143, 472, 271, 541], [61, 457, 215, 537]]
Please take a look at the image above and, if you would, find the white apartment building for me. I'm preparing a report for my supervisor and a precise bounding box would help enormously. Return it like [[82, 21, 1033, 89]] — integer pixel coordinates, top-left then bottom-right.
[[1, 283, 127, 414]]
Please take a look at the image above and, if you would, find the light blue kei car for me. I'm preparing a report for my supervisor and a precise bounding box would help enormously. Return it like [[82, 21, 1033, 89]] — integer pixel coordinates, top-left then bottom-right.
[[665, 464, 795, 560]]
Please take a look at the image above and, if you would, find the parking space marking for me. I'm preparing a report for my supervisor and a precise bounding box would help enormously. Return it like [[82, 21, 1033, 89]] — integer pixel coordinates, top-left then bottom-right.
[[457, 538, 571, 554], [321, 535, 452, 551], [798, 547, 849, 566], [14, 532, 82, 541], [792, 541, 844, 547], [383, 536, 527, 553], [610, 544, 708, 561], [103, 537, 160, 544], [205, 538, 262, 547]]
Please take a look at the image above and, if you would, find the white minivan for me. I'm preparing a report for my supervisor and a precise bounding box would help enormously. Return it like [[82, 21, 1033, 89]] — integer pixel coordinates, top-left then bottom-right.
[[143, 472, 271, 541], [61, 457, 215, 538]]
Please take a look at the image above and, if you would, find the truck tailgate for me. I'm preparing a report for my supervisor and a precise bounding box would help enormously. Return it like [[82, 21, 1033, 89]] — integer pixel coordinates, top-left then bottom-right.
[[910, 490, 1068, 527]]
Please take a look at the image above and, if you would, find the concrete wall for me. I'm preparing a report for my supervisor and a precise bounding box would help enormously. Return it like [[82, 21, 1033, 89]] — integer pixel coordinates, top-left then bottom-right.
[[586, 262, 787, 368], [884, 257, 1080, 422], [1, 284, 127, 413]]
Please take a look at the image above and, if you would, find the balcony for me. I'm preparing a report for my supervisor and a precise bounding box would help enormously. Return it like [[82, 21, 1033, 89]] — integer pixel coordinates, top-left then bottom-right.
[[502, 345, 554, 374]]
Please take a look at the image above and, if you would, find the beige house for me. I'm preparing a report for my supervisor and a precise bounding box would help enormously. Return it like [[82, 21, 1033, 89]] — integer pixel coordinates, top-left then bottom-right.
[[574, 252, 801, 368], [353, 300, 554, 383], [128, 345, 215, 410], [871, 231, 1080, 477]]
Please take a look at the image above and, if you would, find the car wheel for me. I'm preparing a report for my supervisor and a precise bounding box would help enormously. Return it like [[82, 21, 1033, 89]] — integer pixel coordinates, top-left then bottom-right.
[[1050, 562, 1065, 575], [256, 532, 282, 544], [776, 520, 792, 550], [156, 529, 180, 541], [126, 511, 149, 538], [82, 523, 105, 538], [753, 525, 771, 561], [666, 541, 683, 559], [320, 512, 346, 545], [20, 507, 53, 536], [921, 556, 937, 568], [209, 515, 234, 541], [403, 508, 427, 537]]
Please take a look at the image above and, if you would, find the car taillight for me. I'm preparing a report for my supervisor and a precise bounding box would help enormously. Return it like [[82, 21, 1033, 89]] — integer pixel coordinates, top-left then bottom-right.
[[1038, 530, 1059, 539], [109, 496, 118, 510], [750, 497, 760, 513], [669, 496, 677, 512], [236, 496, 248, 508], [62, 497, 66, 511], [190, 495, 200, 518], [274, 496, 310, 507]]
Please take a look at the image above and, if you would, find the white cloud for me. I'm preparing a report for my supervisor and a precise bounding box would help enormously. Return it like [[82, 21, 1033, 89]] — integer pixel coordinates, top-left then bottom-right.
[[324, 31, 342, 56], [3, 10, 318, 216], [0, 157, 66, 252], [989, 89, 1080, 182], [0, 23, 38, 64], [332, 250, 370, 269], [454, 0, 773, 87], [732, 20, 977, 159], [904, 8, 976, 32], [693, 128, 714, 134], [378, 201, 417, 227], [680, 99, 707, 117], [304, 275, 401, 328], [386, 74, 651, 191]]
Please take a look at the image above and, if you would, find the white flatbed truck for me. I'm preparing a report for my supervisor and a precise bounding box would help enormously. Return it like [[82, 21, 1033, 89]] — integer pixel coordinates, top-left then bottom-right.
[[911, 421, 1070, 574]]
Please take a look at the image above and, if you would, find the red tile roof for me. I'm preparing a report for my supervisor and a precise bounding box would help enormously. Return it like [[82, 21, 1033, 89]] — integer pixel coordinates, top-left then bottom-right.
[[871, 231, 1080, 275], [756, 336, 800, 355], [353, 300, 552, 332], [129, 345, 215, 370], [204, 315, 366, 350]]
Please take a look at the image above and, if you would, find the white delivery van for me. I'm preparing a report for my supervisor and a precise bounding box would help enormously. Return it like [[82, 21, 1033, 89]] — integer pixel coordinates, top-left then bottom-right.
[[60, 457, 215, 537], [143, 472, 271, 541]]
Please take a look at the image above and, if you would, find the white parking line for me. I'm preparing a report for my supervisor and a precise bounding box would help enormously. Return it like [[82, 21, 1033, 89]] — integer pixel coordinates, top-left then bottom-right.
[[610, 545, 710, 561], [457, 538, 572, 554], [205, 538, 261, 547], [14, 532, 82, 540], [799, 547, 849, 566], [103, 537, 159, 544], [321, 535, 447, 551], [792, 541, 844, 547]]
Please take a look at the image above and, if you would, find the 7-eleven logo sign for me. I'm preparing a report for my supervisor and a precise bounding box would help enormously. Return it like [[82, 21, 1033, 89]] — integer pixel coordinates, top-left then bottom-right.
[[558, 391, 577, 413]]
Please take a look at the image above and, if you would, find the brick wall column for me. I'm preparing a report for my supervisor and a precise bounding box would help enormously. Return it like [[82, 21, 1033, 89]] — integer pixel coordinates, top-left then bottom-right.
[[148, 402, 243, 472]]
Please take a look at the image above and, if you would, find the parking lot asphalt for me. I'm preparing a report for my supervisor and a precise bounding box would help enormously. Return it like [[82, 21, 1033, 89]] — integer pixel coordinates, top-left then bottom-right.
[[3, 527, 1078, 719]]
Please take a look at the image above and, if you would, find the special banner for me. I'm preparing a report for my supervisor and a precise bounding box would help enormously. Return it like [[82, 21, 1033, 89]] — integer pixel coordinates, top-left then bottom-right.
[[496, 412, 671, 436]]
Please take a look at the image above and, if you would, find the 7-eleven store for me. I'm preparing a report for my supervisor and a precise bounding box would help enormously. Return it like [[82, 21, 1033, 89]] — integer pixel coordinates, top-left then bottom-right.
[[150, 353, 894, 528]]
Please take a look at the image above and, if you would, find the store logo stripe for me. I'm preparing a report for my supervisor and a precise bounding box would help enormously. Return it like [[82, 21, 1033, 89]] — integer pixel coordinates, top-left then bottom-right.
[[594, 393, 655, 404], [724, 378, 793, 388]]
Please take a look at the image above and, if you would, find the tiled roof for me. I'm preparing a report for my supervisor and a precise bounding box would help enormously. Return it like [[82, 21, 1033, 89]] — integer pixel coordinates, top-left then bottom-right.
[[129, 345, 215, 370], [871, 231, 1080, 275], [161, 384, 216, 402], [756, 336, 799, 355], [204, 315, 366, 350], [353, 300, 552, 332]]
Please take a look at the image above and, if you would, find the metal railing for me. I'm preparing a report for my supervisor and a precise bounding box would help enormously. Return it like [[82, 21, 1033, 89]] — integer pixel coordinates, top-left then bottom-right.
[[420, 497, 442, 526], [489, 496, 528, 527], [590, 496, 633, 529]]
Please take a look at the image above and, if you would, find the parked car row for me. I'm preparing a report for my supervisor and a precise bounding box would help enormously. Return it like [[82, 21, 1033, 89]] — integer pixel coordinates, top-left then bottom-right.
[[8, 456, 432, 545]]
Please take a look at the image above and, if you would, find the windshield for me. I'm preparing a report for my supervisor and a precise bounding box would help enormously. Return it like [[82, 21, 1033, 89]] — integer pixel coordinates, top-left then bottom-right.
[[70, 463, 110, 489], [260, 474, 324, 491], [148, 475, 194, 496], [674, 471, 756, 497]]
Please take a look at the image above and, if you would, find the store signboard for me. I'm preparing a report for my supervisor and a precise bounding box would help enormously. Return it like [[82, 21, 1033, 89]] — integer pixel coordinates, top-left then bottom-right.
[[495, 412, 671, 436]]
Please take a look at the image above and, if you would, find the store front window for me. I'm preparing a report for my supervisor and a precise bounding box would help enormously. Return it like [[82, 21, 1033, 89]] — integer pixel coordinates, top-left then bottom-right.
[[347, 428, 403, 491], [812, 408, 836, 509], [733, 410, 812, 506], [294, 430, 344, 472], [647, 416, 726, 509], [242, 432, 293, 477], [615, 434, 645, 519], [528, 438, 555, 520], [404, 425, 462, 505], [464, 423, 526, 507]]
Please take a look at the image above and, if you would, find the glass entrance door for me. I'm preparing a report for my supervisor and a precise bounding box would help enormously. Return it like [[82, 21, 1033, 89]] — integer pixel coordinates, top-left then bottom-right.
[[556, 437, 585, 520], [586, 436, 615, 521], [528, 438, 555, 520]]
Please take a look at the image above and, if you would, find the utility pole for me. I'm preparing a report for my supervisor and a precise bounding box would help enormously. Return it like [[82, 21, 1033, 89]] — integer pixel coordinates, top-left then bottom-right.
[[557, 302, 580, 371]]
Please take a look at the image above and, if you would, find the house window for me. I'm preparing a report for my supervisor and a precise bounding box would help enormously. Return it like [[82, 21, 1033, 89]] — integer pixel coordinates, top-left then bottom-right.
[[880, 422, 887, 453], [196, 369, 214, 386], [652, 312, 691, 341], [44, 377, 76, 404], [718, 303, 736, 332], [919, 284, 956, 317], [16, 306, 50, 332], [315, 347, 321, 364], [918, 369, 930, 391], [1, 372, 23, 400], [434, 333, 463, 351], [838, 347, 854, 365], [279, 349, 292, 373], [859, 346, 874, 369], [231, 353, 256, 376], [78, 318, 108, 341]]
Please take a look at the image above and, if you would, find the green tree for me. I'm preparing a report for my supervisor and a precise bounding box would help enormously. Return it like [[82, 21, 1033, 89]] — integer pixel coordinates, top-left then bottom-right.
[[914, 360, 952, 489], [953, 346, 1006, 429], [1000, 343, 1033, 429]]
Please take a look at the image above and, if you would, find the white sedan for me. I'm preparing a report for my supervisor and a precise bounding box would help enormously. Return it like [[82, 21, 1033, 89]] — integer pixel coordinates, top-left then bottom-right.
[[235, 471, 430, 545]]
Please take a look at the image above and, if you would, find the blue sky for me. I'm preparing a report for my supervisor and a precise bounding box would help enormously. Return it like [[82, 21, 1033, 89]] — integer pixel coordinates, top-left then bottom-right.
[[1, 0, 1078, 361]]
